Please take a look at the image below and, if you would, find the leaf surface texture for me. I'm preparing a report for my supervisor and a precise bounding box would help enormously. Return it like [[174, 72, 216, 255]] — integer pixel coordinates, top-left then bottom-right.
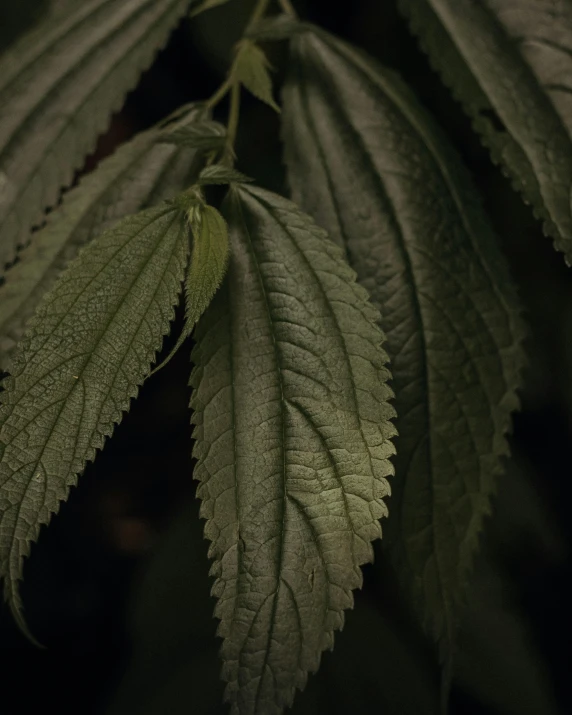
[[282, 29, 526, 665], [0, 106, 203, 367], [0, 206, 189, 629], [0, 0, 190, 271], [399, 0, 572, 264], [185, 204, 229, 329], [150, 203, 230, 375], [190, 185, 396, 714], [234, 40, 281, 113]]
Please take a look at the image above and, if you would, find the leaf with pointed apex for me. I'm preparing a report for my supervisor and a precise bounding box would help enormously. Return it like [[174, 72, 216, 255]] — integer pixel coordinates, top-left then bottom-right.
[[157, 120, 227, 150], [0, 206, 189, 634], [198, 165, 253, 186], [246, 14, 306, 42], [234, 40, 281, 113], [0, 106, 205, 369], [0, 0, 190, 273], [282, 28, 526, 684], [189, 0, 231, 19], [399, 0, 572, 266], [190, 185, 396, 715], [150, 203, 229, 376], [185, 205, 229, 327]]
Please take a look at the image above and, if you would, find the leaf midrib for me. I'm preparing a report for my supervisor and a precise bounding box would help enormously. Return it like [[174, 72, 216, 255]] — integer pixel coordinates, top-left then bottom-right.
[[1, 210, 177, 473], [254, 188, 381, 514], [20, 207, 175, 368], [333, 37, 517, 358], [232, 193, 288, 714], [289, 56, 350, 264], [301, 36, 456, 648], [3, 210, 183, 596]]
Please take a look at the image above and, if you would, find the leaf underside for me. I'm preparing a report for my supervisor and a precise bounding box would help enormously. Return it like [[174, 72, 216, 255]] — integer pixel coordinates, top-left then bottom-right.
[[0, 206, 189, 632], [282, 29, 526, 669], [190, 185, 396, 715], [0, 105, 204, 368], [0, 0, 190, 273], [399, 0, 572, 265]]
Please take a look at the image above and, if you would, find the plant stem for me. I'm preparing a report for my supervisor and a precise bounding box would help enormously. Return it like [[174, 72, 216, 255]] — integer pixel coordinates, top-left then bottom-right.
[[278, 0, 297, 17], [205, 77, 232, 111], [203, 0, 273, 162], [248, 0, 271, 29], [223, 81, 241, 166]]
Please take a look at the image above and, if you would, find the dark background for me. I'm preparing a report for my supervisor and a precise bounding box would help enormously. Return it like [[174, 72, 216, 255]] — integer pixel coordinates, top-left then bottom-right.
[[0, 1, 570, 714]]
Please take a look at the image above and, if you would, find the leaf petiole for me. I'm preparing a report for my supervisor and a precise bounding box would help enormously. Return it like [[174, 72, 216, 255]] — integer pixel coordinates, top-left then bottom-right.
[[223, 81, 242, 166], [202, 0, 274, 164], [278, 0, 297, 18]]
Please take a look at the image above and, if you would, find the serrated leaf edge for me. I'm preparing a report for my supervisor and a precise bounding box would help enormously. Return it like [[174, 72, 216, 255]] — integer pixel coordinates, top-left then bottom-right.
[[188, 185, 397, 712], [0, 208, 189, 635], [399, 2, 570, 265], [1, 0, 190, 272]]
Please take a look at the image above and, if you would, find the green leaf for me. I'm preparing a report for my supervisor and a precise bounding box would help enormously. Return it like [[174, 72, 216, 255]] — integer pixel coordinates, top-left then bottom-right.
[[185, 205, 229, 327], [234, 40, 281, 113], [190, 185, 396, 714], [0, 105, 204, 369], [0, 0, 190, 273], [0, 205, 189, 635], [198, 164, 253, 186], [158, 119, 227, 150], [282, 28, 526, 682], [398, 0, 572, 266], [189, 0, 231, 19], [150, 203, 230, 375], [246, 14, 305, 42]]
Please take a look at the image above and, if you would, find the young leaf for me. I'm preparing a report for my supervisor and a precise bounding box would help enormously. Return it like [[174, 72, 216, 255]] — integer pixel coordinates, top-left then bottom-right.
[[282, 29, 526, 680], [185, 205, 229, 327], [198, 164, 253, 186], [0, 106, 204, 368], [157, 120, 227, 150], [190, 185, 396, 714], [399, 0, 572, 265], [150, 203, 230, 375], [234, 40, 281, 113], [0, 0, 190, 273], [0, 206, 189, 634]]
